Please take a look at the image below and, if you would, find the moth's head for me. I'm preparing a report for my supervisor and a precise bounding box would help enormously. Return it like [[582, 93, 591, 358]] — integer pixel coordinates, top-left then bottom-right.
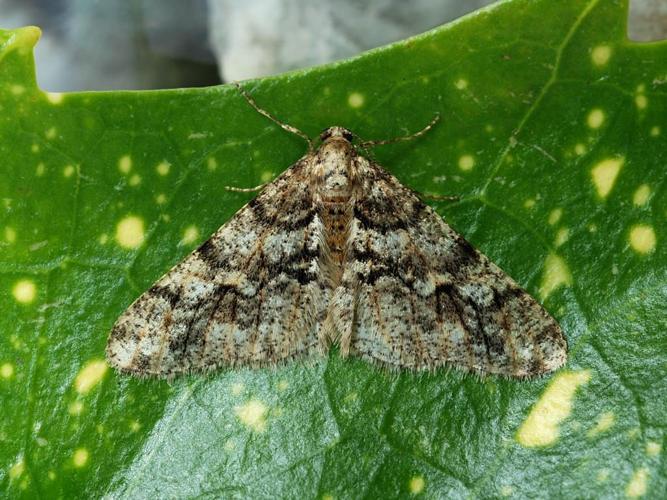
[[319, 126, 355, 143]]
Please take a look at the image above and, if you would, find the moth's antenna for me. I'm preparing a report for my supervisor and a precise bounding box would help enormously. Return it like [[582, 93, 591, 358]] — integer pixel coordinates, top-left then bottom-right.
[[234, 82, 314, 152], [359, 114, 440, 148]]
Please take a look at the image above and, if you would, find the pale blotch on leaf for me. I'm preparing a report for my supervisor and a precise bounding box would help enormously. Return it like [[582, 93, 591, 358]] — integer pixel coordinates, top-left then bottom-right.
[[231, 382, 245, 396], [74, 359, 108, 394], [646, 441, 661, 457], [156, 161, 171, 176], [321, 494, 334, 500], [46, 92, 64, 105], [635, 94, 648, 110], [48, 471, 56, 481], [118, 155, 132, 174], [115, 216, 145, 249], [63, 165, 75, 178], [277, 380, 289, 391], [548, 208, 563, 225], [35, 162, 45, 176], [650, 126, 660, 137], [72, 448, 89, 468], [454, 78, 468, 90], [555, 228, 569, 247], [129, 174, 142, 186], [625, 468, 648, 498], [458, 154, 475, 171], [235, 399, 268, 432], [499, 485, 514, 497], [207, 157, 218, 171], [587, 411, 615, 438], [1, 362, 14, 379], [5, 226, 16, 243], [155, 193, 167, 205], [129, 420, 141, 432], [587, 108, 605, 129], [347, 92, 364, 109], [516, 370, 592, 447], [629, 224, 656, 254], [539, 253, 572, 300], [591, 157, 624, 199], [409, 475, 425, 495], [13, 279, 37, 304], [45, 127, 57, 140], [68, 401, 84, 416], [597, 469, 610, 483], [31, 143, 39, 153], [632, 184, 651, 206], [98, 233, 109, 245], [523, 198, 536, 209], [260, 170, 274, 183], [181, 225, 200, 246], [591, 45, 612, 66], [10, 84, 25, 95], [574, 143, 586, 156], [9, 458, 25, 480]]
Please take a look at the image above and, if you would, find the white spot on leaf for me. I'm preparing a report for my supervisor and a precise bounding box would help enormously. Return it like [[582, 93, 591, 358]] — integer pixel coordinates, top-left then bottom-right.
[[629, 224, 656, 254], [13, 280, 36, 304], [115, 216, 145, 249], [591, 157, 624, 199], [235, 399, 268, 432], [74, 359, 108, 394]]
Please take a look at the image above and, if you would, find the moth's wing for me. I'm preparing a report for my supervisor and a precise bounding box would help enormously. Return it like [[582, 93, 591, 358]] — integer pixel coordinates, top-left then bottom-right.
[[335, 158, 566, 378], [106, 159, 331, 377]]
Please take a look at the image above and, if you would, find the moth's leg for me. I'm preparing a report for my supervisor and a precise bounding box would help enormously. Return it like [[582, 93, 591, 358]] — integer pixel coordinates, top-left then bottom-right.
[[359, 114, 440, 148], [224, 183, 267, 193], [421, 193, 459, 202], [233, 82, 314, 152]]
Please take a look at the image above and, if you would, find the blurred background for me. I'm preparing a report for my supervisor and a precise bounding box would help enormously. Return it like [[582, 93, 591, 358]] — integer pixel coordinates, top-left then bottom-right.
[[0, 0, 665, 92]]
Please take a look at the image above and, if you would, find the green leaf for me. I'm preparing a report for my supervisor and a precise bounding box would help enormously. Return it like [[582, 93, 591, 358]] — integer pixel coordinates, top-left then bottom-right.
[[1, 0, 665, 497]]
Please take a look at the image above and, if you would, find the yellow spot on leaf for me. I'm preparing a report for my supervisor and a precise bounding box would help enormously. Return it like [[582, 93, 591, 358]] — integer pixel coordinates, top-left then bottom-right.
[[409, 475, 425, 494], [587, 109, 605, 129], [13, 279, 36, 304], [207, 157, 218, 171], [555, 228, 569, 247], [591, 157, 624, 199], [524, 198, 536, 209], [597, 469, 610, 483], [347, 92, 364, 108], [48, 471, 56, 480], [629, 224, 656, 254], [45, 127, 57, 140], [181, 225, 200, 246], [625, 468, 648, 498], [260, 171, 274, 183], [72, 448, 89, 468], [68, 401, 84, 416], [633, 185, 651, 206], [115, 216, 145, 249], [455, 78, 468, 90], [1, 363, 14, 379], [74, 359, 108, 394], [231, 382, 244, 395], [587, 411, 615, 437], [235, 399, 268, 432], [156, 161, 171, 176], [575, 143, 586, 156], [500, 485, 514, 497], [548, 208, 563, 225], [635, 94, 648, 110], [591, 45, 612, 66], [5, 226, 16, 243], [9, 458, 24, 480], [277, 380, 289, 391], [118, 155, 132, 174], [646, 441, 661, 456], [539, 254, 572, 300], [63, 165, 75, 178], [35, 162, 45, 176], [98, 233, 108, 245], [516, 370, 591, 447], [129, 174, 141, 186], [129, 420, 141, 432], [10, 85, 25, 95], [156, 193, 167, 204], [650, 126, 660, 137], [458, 154, 475, 171], [31, 143, 39, 153], [47, 92, 64, 104]]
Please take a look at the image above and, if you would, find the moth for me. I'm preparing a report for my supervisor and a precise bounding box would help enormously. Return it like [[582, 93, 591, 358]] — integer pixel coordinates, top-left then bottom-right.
[[106, 84, 567, 379]]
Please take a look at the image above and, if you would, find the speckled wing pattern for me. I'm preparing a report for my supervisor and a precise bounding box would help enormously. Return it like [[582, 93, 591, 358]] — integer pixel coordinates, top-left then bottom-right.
[[331, 158, 567, 378], [106, 126, 567, 379], [106, 160, 330, 377]]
